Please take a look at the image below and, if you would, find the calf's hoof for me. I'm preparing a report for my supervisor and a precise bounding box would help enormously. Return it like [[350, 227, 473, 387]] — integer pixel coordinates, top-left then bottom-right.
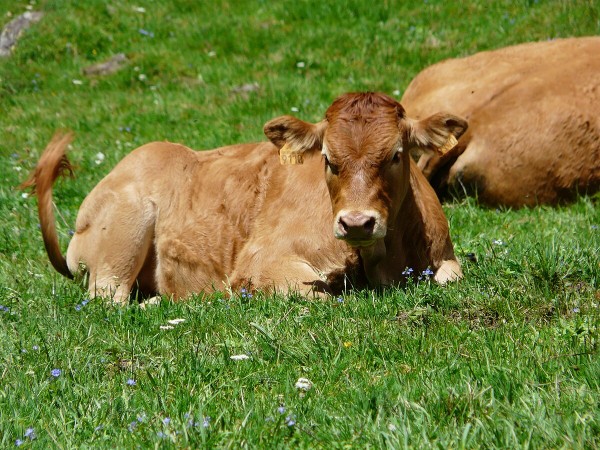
[[434, 260, 463, 285]]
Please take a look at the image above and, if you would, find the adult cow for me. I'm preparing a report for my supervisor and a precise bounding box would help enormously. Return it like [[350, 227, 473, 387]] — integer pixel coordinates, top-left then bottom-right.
[[24, 93, 467, 304], [401, 37, 600, 207]]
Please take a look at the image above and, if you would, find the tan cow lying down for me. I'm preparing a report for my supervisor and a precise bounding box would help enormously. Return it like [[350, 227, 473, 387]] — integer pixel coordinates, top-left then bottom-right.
[[401, 37, 600, 207], [24, 93, 467, 304]]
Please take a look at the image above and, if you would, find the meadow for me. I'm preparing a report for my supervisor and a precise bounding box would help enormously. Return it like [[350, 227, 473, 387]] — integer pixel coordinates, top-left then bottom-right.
[[1, 0, 599, 447]]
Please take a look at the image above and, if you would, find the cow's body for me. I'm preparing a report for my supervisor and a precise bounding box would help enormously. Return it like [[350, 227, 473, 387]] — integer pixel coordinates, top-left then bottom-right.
[[26, 93, 466, 304], [401, 37, 600, 207]]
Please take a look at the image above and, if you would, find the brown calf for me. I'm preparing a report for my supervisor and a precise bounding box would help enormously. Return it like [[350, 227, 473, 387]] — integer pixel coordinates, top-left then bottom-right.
[[24, 93, 467, 304], [401, 37, 600, 207]]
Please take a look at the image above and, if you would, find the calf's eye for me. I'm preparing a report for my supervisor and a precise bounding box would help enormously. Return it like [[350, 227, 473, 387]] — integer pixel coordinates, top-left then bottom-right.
[[324, 155, 339, 175], [392, 151, 402, 164]]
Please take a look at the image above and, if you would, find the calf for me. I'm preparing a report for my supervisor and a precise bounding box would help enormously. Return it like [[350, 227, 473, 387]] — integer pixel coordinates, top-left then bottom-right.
[[401, 37, 600, 207], [24, 92, 467, 304]]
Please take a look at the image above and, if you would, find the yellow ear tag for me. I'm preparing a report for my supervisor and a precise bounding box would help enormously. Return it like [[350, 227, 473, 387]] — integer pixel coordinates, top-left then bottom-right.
[[279, 143, 304, 165], [437, 134, 458, 155]]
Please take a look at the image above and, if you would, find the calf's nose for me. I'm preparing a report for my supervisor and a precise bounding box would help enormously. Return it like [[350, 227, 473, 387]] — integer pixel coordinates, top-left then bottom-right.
[[337, 211, 376, 240]]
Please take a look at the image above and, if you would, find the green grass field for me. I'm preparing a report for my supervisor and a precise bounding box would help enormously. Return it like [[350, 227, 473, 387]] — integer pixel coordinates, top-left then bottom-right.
[[1, 0, 599, 447]]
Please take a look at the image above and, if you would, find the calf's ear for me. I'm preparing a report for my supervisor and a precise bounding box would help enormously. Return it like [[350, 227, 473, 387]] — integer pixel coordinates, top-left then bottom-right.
[[264, 116, 327, 165], [406, 113, 468, 156]]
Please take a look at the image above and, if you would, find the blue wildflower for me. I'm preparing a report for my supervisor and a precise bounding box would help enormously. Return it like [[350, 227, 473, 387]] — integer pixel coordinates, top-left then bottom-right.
[[15, 439, 23, 446], [402, 267, 414, 276], [51, 368, 61, 377], [75, 304, 82, 311], [337, 297, 344, 303], [138, 28, 154, 38], [24, 428, 35, 440], [163, 417, 171, 425], [285, 415, 296, 427], [32, 345, 39, 351], [422, 268, 434, 277], [202, 417, 210, 428], [277, 406, 286, 414], [126, 378, 136, 386], [128, 421, 137, 432]]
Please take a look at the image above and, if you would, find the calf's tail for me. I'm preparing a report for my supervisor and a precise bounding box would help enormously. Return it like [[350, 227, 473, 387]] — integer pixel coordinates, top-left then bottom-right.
[[20, 132, 75, 279]]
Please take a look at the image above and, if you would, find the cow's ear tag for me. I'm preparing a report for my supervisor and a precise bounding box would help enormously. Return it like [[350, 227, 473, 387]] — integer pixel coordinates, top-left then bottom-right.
[[437, 134, 458, 155], [279, 143, 304, 165]]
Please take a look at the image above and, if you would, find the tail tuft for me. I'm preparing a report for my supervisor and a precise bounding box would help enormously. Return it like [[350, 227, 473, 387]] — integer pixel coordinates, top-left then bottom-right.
[[19, 131, 75, 194]]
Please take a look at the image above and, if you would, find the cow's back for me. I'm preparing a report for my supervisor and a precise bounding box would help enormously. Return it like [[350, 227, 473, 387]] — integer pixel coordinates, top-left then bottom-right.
[[402, 37, 600, 206], [73, 141, 282, 296], [151, 141, 284, 294]]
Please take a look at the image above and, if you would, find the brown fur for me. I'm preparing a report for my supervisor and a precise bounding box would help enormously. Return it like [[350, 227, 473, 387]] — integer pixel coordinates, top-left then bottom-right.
[[25, 93, 466, 304], [401, 37, 600, 207], [20, 132, 75, 278]]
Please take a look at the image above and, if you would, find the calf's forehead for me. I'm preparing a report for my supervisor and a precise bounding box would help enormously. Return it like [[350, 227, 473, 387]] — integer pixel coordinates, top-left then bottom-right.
[[323, 93, 406, 159], [324, 117, 403, 160]]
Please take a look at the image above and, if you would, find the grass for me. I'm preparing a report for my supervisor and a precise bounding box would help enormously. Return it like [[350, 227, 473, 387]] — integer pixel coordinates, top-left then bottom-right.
[[1, 0, 599, 447]]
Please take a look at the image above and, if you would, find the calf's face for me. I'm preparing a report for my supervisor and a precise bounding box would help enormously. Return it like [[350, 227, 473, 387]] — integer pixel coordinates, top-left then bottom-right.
[[264, 92, 467, 248]]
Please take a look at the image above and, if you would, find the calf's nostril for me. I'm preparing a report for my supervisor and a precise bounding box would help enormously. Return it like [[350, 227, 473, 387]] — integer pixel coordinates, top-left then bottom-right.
[[339, 217, 349, 232], [363, 216, 375, 233]]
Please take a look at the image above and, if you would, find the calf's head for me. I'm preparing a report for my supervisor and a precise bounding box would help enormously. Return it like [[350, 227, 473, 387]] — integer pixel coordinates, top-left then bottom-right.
[[264, 92, 467, 248]]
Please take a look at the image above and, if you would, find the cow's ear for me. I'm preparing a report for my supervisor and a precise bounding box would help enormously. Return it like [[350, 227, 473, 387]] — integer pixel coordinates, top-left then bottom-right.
[[406, 113, 468, 156], [264, 116, 327, 165]]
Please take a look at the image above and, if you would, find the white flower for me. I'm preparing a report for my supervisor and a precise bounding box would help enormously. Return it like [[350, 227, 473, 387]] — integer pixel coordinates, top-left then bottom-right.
[[207, 51, 216, 57], [392, 89, 401, 96], [492, 239, 505, 246], [94, 152, 105, 165], [159, 325, 174, 330], [167, 318, 185, 325], [294, 377, 312, 391], [230, 354, 250, 360], [290, 107, 299, 112], [72, 79, 83, 85], [133, 6, 146, 13], [21, 192, 29, 199], [296, 61, 305, 68], [138, 74, 147, 81]]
